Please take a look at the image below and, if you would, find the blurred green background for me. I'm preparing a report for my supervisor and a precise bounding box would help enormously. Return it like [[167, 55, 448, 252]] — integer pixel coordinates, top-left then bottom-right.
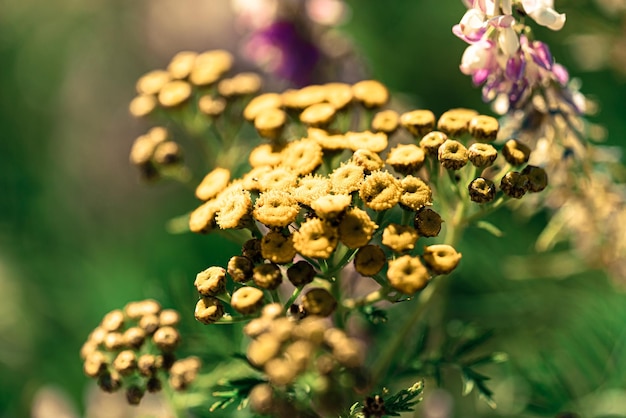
[[2, 0, 626, 417]]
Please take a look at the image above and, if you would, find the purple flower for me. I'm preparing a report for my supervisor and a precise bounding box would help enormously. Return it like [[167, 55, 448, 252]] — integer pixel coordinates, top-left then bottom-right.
[[244, 21, 320, 86]]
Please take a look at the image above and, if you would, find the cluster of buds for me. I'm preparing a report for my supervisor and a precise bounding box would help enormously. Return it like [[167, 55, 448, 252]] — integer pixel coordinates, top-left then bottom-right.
[[244, 303, 366, 416], [128, 49, 265, 179], [80, 299, 200, 405], [189, 80, 477, 330]]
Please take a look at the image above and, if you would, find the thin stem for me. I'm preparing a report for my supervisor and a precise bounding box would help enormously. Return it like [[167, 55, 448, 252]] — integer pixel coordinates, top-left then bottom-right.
[[284, 287, 303, 311]]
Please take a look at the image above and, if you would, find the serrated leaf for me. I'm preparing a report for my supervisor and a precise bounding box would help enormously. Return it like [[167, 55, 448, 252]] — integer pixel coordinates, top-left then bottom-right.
[[475, 220, 504, 237]]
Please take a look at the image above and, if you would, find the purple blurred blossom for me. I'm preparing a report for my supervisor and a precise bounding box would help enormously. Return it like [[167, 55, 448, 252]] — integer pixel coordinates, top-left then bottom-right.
[[244, 20, 320, 86]]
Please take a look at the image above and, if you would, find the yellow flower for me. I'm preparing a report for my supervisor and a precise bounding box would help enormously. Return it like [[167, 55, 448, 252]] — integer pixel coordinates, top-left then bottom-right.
[[158, 80, 192, 108], [217, 72, 262, 97], [352, 149, 384, 173], [468, 143, 498, 167], [330, 162, 364, 194], [353, 245, 386, 276], [422, 244, 462, 274], [231, 287, 265, 315], [280, 138, 324, 176], [371, 109, 400, 133], [243, 93, 283, 122], [195, 167, 231, 201], [136, 70, 171, 95], [129, 94, 157, 118], [437, 108, 478, 137], [347, 131, 388, 153], [261, 231, 297, 264], [307, 128, 349, 151], [338, 207, 378, 249], [216, 188, 252, 229], [242, 166, 273, 191], [254, 108, 287, 141], [253, 263, 283, 289], [167, 51, 197, 79], [438, 139, 469, 170], [198, 96, 227, 117], [249, 142, 284, 167], [386, 144, 426, 174], [352, 80, 389, 108], [293, 174, 332, 206], [282, 85, 327, 110], [300, 103, 337, 127], [257, 166, 298, 192], [468, 115, 499, 141], [419, 131, 448, 156], [382, 224, 419, 253], [189, 200, 220, 233], [293, 218, 338, 259], [400, 109, 436, 137], [189, 49, 233, 86], [400, 175, 432, 211], [310, 194, 352, 220], [253, 190, 301, 228], [387, 255, 430, 294], [360, 170, 402, 211], [323, 82, 353, 110], [194, 297, 224, 324], [194, 267, 226, 296]]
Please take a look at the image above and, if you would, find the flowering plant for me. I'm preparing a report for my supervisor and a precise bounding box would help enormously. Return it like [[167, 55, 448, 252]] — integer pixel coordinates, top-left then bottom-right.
[[73, 1, 626, 417]]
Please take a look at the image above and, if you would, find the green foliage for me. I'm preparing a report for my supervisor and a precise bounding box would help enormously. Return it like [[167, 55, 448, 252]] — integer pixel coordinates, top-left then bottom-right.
[[341, 381, 424, 418], [209, 376, 267, 412]]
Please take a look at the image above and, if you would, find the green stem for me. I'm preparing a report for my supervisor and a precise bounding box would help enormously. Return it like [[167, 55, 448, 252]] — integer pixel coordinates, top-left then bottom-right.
[[284, 287, 303, 311]]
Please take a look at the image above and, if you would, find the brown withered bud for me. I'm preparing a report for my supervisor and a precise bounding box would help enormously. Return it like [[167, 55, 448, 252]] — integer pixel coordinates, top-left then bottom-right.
[[146, 377, 163, 393], [227, 255, 254, 283], [302, 288, 337, 317], [468, 177, 496, 203], [500, 171, 529, 198], [97, 371, 122, 393], [522, 165, 548, 192], [125, 385, 145, 406], [242, 238, 263, 263], [354, 245, 386, 277], [287, 260, 316, 287], [414, 207, 443, 237]]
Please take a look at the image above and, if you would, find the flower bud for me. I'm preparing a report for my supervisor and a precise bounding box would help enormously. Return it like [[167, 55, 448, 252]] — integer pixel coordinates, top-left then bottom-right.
[[400, 109, 436, 137], [468, 142, 498, 167], [302, 288, 337, 317], [231, 286, 265, 315], [112, 350, 137, 375], [419, 131, 447, 156], [387, 255, 430, 294], [522, 165, 548, 192], [414, 207, 443, 237], [354, 245, 386, 277], [500, 171, 529, 198], [153, 326, 180, 352], [438, 139, 469, 170], [502, 139, 531, 165], [423, 244, 462, 274], [468, 177, 496, 203], [228, 255, 254, 282], [253, 263, 283, 290], [195, 266, 227, 296], [468, 115, 499, 141], [194, 297, 225, 324], [287, 260, 316, 287]]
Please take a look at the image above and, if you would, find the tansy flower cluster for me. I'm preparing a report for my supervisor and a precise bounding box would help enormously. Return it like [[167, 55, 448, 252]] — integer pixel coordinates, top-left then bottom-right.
[[80, 299, 200, 405], [243, 303, 366, 416], [128, 49, 265, 179]]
